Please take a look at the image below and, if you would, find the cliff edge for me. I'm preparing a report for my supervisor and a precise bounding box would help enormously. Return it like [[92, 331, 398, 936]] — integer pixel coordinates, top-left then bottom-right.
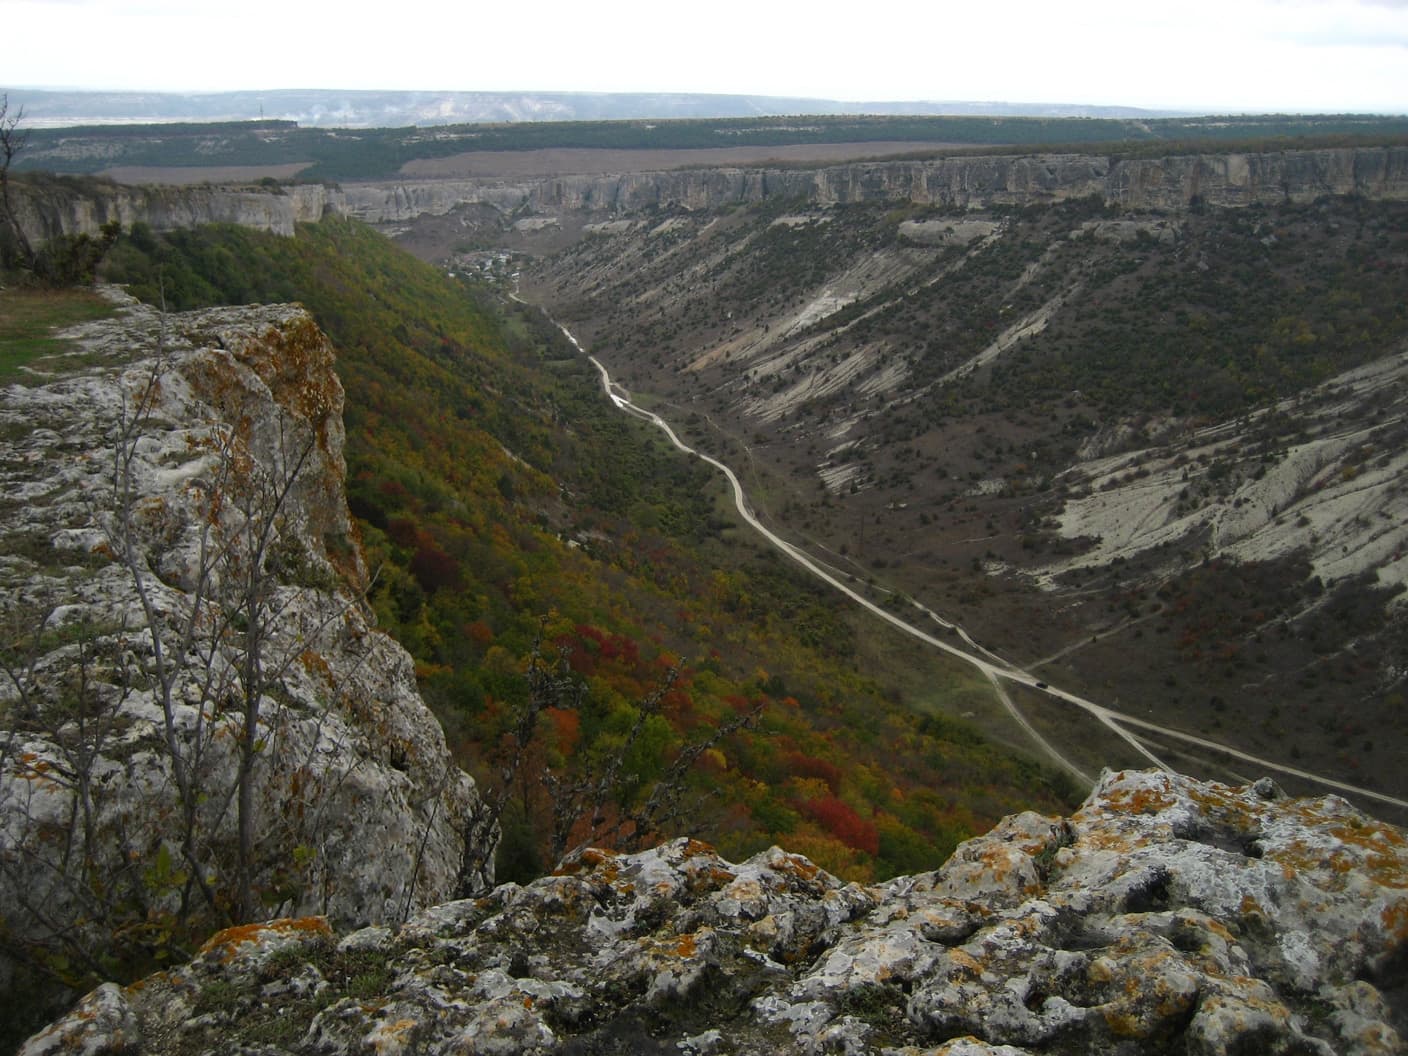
[[21, 768, 1408, 1055], [0, 291, 491, 1035]]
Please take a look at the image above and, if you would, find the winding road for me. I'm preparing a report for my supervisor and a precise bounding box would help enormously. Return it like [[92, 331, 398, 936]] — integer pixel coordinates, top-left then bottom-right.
[[547, 315, 1408, 813]]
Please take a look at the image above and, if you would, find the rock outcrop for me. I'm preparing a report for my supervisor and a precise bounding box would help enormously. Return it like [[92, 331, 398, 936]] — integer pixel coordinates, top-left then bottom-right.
[[21, 769, 1408, 1055], [0, 291, 490, 1031], [10, 178, 338, 244]]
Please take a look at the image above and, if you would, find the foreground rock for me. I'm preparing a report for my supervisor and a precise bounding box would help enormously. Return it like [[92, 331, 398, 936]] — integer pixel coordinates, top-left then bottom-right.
[[24, 769, 1408, 1054], [0, 292, 489, 1032]]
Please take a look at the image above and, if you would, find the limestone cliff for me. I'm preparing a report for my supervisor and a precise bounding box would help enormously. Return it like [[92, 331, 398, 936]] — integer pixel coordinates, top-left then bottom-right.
[[339, 145, 1408, 224], [21, 769, 1408, 1055], [9, 178, 339, 244], [13, 146, 1408, 250], [0, 291, 490, 1033]]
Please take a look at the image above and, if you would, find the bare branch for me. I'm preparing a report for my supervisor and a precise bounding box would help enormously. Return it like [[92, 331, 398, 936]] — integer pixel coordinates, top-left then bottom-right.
[[0, 94, 36, 270]]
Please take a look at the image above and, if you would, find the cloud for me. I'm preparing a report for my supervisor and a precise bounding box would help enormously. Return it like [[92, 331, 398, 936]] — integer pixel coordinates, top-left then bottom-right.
[[3, 0, 1405, 111]]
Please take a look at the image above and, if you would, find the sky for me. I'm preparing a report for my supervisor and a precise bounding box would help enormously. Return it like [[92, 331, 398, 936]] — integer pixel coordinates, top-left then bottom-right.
[[4, 0, 1406, 113]]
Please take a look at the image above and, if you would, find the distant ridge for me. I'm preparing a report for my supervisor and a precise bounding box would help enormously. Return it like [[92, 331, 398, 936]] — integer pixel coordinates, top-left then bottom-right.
[[1, 87, 1188, 129]]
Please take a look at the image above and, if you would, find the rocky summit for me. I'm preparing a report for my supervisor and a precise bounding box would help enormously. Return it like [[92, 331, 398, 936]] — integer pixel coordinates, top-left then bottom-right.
[[21, 768, 1408, 1055]]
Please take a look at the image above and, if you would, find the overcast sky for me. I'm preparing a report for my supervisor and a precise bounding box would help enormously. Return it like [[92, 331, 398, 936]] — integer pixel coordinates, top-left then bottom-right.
[[5, 0, 1406, 113]]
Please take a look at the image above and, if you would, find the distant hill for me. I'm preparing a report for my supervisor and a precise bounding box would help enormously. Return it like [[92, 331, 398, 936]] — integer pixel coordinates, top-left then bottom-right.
[[13, 105, 1408, 185], [1, 87, 1187, 129]]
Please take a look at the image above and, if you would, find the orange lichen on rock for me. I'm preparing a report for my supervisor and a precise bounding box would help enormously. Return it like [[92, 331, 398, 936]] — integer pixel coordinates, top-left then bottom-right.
[[772, 852, 822, 883], [944, 947, 985, 981], [1268, 813, 1408, 893], [300, 648, 334, 682], [1237, 895, 1269, 929], [1097, 773, 1179, 816], [556, 847, 619, 875], [1103, 1008, 1142, 1037], [367, 1016, 419, 1054], [1379, 898, 1408, 943], [196, 916, 332, 962]]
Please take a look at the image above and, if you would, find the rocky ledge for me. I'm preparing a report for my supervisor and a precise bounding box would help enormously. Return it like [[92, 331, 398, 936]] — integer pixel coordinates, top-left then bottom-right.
[[0, 292, 489, 1031], [22, 769, 1408, 1055]]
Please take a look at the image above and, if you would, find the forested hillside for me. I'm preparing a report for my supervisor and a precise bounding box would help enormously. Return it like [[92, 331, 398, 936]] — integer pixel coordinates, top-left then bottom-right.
[[99, 218, 1078, 884]]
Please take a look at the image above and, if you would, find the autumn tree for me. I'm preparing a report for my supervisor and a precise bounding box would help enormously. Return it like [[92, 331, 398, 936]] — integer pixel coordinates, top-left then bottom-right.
[[461, 629, 765, 886]]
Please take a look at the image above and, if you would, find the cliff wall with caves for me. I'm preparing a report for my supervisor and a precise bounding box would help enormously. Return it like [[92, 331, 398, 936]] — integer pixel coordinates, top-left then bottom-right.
[[21, 769, 1408, 1055], [0, 290, 492, 1038]]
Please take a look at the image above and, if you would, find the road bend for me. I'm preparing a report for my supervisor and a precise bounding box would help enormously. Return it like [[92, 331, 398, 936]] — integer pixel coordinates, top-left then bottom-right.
[[546, 316, 1408, 813]]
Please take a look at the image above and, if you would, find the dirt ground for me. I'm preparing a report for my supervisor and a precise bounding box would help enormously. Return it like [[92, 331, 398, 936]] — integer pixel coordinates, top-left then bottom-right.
[[100, 163, 313, 185]]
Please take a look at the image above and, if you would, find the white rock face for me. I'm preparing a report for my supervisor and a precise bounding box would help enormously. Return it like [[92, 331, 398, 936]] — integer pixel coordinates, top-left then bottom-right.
[[1038, 346, 1408, 596], [0, 291, 489, 1021], [12, 182, 338, 243], [22, 769, 1408, 1055], [332, 146, 1408, 225]]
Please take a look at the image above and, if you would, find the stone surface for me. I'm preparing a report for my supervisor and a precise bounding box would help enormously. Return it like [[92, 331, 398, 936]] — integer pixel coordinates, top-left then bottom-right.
[[0, 291, 489, 1024], [22, 769, 1408, 1054]]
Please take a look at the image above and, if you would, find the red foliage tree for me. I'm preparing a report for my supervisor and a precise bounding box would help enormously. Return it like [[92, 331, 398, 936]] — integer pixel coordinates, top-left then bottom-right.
[[801, 796, 879, 856], [386, 516, 419, 548], [410, 541, 461, 593], [785, 752, 842, 794]]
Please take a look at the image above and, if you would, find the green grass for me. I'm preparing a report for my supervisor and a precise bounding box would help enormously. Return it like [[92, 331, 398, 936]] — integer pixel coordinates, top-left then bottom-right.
[[0, 287, 116, 379]]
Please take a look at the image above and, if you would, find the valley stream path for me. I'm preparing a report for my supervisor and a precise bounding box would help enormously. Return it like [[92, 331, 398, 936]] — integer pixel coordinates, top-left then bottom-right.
[[540, 308, 1408, 814]]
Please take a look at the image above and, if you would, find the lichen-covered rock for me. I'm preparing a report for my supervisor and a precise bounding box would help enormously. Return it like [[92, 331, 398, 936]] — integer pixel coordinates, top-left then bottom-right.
[[0, 290, 489, 1034], [24, 770, 1408, 1055]]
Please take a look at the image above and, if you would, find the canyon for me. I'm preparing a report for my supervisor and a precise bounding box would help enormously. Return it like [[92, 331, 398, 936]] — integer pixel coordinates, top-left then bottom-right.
[[8, 137, 1408, 1052]]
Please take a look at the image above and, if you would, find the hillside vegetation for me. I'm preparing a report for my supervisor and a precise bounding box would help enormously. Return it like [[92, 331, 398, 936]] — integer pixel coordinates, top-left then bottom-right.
[[99, 217, 1079, 884]]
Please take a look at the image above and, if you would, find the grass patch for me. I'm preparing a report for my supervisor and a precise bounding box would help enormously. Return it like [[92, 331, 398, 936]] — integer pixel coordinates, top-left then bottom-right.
[[0, 287, 116, 380]]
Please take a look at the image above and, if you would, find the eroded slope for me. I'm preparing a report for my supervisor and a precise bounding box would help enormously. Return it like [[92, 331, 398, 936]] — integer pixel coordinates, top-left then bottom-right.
[[516, 192, 1408, 802]]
